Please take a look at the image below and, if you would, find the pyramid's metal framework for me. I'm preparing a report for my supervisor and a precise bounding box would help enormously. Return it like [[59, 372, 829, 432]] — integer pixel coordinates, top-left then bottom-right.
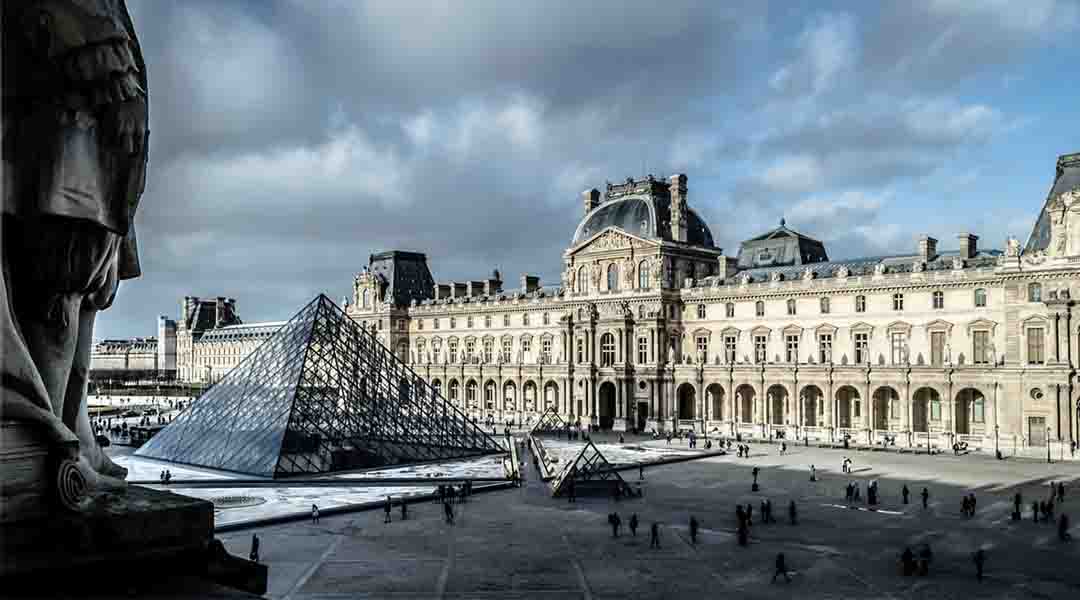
[[549, 440, 637, 498], [530, 407, 568, 435], [137, 295, 504, 477]]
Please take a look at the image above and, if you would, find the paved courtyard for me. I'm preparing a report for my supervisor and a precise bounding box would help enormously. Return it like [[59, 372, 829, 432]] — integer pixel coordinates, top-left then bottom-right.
[[199, 437, 1080, 599]]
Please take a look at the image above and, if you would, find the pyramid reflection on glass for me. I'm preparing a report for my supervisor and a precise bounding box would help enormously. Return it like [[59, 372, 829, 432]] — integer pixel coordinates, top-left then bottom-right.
[[137, 294, 504, 477]]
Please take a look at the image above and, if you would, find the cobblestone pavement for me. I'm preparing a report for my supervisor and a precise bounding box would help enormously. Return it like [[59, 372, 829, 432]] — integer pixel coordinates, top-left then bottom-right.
[[205, 437, 1080, 599]]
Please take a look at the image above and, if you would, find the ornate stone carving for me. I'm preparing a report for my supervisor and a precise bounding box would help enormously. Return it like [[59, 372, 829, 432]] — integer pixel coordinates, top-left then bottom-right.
[[912, 261, 925, 273], [1006, 236, 1021, 257], [589, 262, 602, 288], [2, 0, 150, 501], [623, 257, 636, 286], [874, 263, 887, 276], [802, 267, 815, 281], [770, 271, 783, 282], [835, 265, 850, 279], [738, 272, 752, 286], [952, 256, 965, 270], [590, 229, 640, 251]]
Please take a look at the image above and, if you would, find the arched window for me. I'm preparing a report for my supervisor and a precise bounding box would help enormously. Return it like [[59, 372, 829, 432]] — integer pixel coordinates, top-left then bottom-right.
[[855, 295, 866, 313], [607, 263, 619, 291], [974, 288, 987, 308], [932, 290, 944, 310], [449, 380, 460, 402], [786, 299, 796, 316], [577, 266, 587, 293], [397, 342, 408, 362], [600, 333, 616, 366], [638, 260, 650, 289], [466, 380, 478, 406], [755, 301, 765, 317], [697, 304, 706, 319], [362, 289, 370, 309], [1028, 282, 1042, 303], [726, 302, 735, 318], [432, 379, 442, 397]]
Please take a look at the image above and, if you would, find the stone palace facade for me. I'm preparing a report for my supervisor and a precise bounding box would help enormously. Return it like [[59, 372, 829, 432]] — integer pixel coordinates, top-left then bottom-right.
[[347, 154, 1080, 455], [160, 153, 1080, 455]]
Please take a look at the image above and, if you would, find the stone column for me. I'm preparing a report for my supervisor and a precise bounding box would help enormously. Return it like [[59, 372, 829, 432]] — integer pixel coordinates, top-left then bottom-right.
[[1052, 312, 1061, 363]]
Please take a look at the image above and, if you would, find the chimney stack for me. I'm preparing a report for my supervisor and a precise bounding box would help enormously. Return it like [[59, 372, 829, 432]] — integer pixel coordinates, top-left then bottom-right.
[[958, 233, 978, 259], [582, 188, 600, 214], [918, 235, 938, 262], [669, 174, 688, 242], [521, 274, 540, 294]]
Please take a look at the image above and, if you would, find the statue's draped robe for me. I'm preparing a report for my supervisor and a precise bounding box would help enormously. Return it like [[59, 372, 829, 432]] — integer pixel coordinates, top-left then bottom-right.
[[1, 0, 147, 449]]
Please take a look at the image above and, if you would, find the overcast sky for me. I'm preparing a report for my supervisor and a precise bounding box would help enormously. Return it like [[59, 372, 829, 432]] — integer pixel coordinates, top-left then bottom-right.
[[99, 0, 1080, 339]]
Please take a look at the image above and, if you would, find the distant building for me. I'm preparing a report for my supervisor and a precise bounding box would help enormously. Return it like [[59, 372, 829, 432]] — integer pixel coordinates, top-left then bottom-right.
[[175, 296, 283, 383], [89, 319, 176, 381]]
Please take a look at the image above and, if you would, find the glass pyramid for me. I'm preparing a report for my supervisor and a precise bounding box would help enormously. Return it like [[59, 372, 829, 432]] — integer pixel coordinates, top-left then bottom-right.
[[137, 295, 505, 477], [549, 440, 637, 498]]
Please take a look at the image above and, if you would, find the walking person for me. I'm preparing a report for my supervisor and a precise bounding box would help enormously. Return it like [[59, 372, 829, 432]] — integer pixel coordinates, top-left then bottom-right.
[[401, 498, 408, 521], [443, 500, 454, 525], [1034, 501, 1041, 523], [629, 513, 639, 537], [973, 549, 985, 581], [312, 504, 320, 524], [649, 522, 660, 549], [639, 465, 645, 481], [918, 544, 932, 576], [249, 534, 260, 564], [609, 513, 621, 538], [384, 497, 392, 524], [1058, 482, 1066, 503], [921, 487, 929, 510], [746, 503, 753, 526], [810, 464, 817, 482], [772, 553, 791, 583], [689, 516, 699, 544], [789, 500, 797, 525], [1059, 514, 1072, 541]]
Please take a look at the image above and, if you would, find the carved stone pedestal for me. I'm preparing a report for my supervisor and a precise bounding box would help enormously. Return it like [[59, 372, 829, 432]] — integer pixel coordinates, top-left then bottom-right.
[[0, 421, 266, 595]]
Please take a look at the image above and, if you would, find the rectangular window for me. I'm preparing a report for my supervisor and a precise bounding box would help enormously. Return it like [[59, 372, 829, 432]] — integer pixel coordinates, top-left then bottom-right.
[[724, 335, 737, 363], [465, 340, 475, 361], [638, 337, 648, 364], [502, 340, 512, 363], [754, 335, 768, 363], [893, 293, 904, 311], [973, 330, 990, 364], [891, 333, 906, 364], [398, 319, 406, 331], [450, 317, 456, 329], [930, 399, 941, 421], [820, 297, 830, 314], [854, 400, 861, 418], [521, 338, 531, 354], [854, 332, 869, 364], [1027, 328, 1045, 365], [973, 398, 985, 423], [578, 338, 586, 364], [696, 336, 708, 360], [855, 296, 866, 313], [818, 334, 832, 364], [449, 341, 458, 364], [434, 318, 440, 329], [930, 331, 945, 366], [726, 303, 735, 318], [418, 319, 424, 330], [483, 342, 493, 364], [785, 334, 799, 363], [541, 338, 552, 364]]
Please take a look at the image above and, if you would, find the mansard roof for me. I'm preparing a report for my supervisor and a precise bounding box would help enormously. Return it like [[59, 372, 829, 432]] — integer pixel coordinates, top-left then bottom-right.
[[1026, 152, 1080, 254], [735, 218, 829, 269]]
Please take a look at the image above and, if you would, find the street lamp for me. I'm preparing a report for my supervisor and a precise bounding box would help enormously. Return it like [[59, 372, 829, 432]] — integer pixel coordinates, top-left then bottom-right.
[[994, 424, 1000, 457], [1047, 426, 1052, 464]]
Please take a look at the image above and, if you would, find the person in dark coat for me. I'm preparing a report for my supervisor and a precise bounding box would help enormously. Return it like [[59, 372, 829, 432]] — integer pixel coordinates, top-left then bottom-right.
[[629, 513, 639, 537], [689, 516, 699, 544], [649, 523, 660, 549], [400, 498, 408, 521], [918, 545, 932, 576], [772, 553, 791, 583], [788, 500, 797, 525], [1059, 514, 1072, 541], [249, 534, 260, 563], [921, 487, 929, 509], [384, 497, 392, 523], [900, 547, 915, 576], [973, 549, 985, 581], [1059, 482, 1066, 503], [443, 500, 454, 524]]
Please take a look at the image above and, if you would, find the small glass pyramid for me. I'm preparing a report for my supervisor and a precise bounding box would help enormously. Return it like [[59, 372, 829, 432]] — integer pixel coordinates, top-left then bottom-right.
[[137, 295, 504, 477]]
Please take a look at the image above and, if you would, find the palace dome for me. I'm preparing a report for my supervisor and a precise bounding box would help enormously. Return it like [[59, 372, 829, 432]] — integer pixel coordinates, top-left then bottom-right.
[[571, 195, 715, 248]]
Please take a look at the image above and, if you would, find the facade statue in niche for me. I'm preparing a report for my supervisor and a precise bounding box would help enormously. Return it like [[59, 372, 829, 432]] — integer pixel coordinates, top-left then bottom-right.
[[623, 257, 636, 287], [589, 261, 602, 289], [802, 266, 815, 281], [2, 0, 149, 507], [738, 272, 752, 285]]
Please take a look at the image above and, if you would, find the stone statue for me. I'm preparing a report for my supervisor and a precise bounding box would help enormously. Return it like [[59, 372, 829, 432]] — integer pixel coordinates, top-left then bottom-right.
[[590, 262, 602, 289], [1006, 236, 1021, 257], [2, 0, 149, 506]]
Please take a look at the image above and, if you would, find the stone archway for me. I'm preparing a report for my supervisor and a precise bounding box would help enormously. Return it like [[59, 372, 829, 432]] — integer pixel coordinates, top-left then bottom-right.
[[706, 384, 724, 421], [598, 381, 617, 430], [735, 384, 756, 423], [835, 385, 860, 428], [801, 385, 823, 426], [767, 384, 788, 425], [912, 387, 940, 433], [873, 386, 899, 431], [503, 381, 517, 412], [677, 383, 696, 420], [523, 381, 538, 413], [954, 387, 985, 435], [544, 381, 559, 411]]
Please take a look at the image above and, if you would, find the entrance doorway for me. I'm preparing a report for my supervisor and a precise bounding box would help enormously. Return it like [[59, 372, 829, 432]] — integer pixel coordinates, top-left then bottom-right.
[[637, 401, 648, 432], [1028, 416, 1047, 446], [598, 382, 616, 430]]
